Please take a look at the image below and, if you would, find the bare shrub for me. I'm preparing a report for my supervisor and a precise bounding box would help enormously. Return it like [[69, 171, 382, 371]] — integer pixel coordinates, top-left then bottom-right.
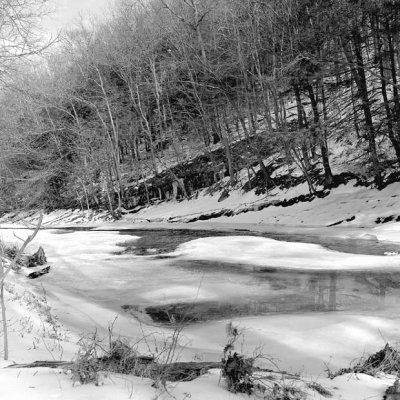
[[331, 343, 400, 378], [72, 331, 102, 385], [1, 242, 27, 272], [221, 322, 255, 394]]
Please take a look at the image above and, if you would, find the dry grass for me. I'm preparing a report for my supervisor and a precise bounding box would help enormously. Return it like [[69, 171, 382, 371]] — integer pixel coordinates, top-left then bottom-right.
[[330, 343, 400, 378]]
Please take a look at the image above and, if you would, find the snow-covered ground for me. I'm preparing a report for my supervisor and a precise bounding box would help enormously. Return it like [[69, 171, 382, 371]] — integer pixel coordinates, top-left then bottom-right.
[[1, 362, 396, 400], [2, 179, 400, 398], [3, 179, 400, 230], [122, 179, 400, 228], [174, 235, 400, 270]]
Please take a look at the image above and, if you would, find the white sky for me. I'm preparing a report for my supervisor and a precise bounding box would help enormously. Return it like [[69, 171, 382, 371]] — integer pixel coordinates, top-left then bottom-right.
[[41, 0, 115, 38]]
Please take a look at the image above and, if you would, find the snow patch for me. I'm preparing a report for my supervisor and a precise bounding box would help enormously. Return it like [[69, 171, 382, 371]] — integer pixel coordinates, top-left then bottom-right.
[[174, 236, 400, 270]]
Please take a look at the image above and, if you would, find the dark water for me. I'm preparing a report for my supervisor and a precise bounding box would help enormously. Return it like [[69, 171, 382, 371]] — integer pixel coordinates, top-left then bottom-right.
[[75, 228, 400, 325], [118, 259, 400, 324], [115, 228, 400, 256]]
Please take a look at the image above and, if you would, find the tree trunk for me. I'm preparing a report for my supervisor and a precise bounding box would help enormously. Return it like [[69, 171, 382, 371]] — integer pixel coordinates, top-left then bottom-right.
[[386, 18, 400, 143], [342, 32, 382, 187], [1, 261, 8, 361], [294, 84, 311, 170], [376, 17, 400, 164], [307, 83, 333, 186]]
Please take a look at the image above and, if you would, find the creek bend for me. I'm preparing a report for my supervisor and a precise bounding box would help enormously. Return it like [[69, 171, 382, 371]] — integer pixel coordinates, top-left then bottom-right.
[[22, 227, 400, 326]]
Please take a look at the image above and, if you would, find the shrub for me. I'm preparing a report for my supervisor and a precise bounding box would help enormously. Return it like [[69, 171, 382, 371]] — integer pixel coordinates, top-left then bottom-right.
[[3, 242, 23, 270], [221, 322, 255, 394], [330, 343, 400, 378], [72, 333, 101, 385], [222, 351, 254, 394]]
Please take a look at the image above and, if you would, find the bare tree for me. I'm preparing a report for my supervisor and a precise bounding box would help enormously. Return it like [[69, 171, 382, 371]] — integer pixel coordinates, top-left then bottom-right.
[[0, 213, 42, 360], [0, 0, 52, 78]]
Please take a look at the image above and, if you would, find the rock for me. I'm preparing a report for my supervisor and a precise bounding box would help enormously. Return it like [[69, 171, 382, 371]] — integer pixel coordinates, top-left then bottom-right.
[[385, 379, 400, 400], [327, 219, 344, 227], [27, 266, 50, 279], [27, 246, 47, 268], [218, 189, 230, 202]]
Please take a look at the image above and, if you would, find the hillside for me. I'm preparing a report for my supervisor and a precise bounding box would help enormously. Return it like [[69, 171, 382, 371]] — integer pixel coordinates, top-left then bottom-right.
[[0, 0, 399, 216]]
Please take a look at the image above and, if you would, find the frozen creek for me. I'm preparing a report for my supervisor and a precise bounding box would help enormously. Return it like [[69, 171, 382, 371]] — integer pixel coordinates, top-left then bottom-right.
[[4, 226, 400, 375]]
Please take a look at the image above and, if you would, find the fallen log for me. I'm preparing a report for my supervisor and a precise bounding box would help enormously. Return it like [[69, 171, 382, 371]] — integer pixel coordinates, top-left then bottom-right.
[[27, 266, 50, 279], [7, 360, 73, 369], [146, 361, 222, 381], [6, 358, 222, 382]]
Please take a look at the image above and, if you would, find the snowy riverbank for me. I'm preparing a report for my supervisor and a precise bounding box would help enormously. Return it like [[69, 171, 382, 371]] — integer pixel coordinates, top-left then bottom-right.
[[3, 178, 400, 236]]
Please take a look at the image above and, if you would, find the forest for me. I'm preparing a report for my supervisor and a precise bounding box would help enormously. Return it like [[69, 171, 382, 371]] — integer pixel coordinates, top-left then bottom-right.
[[0, 0, 399, 216]]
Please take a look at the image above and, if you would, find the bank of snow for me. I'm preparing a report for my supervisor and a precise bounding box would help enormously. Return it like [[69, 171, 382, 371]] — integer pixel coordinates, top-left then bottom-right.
[[1, 361, 395, 400], [119, 179, 400, 229], [2, 179, 400, 237], [173, 235, 400, 270], [372, 222, 400, 242]]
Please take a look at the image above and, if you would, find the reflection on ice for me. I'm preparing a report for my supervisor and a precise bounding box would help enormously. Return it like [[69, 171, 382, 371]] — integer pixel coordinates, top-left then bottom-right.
[[121, 268, 400, 324]]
